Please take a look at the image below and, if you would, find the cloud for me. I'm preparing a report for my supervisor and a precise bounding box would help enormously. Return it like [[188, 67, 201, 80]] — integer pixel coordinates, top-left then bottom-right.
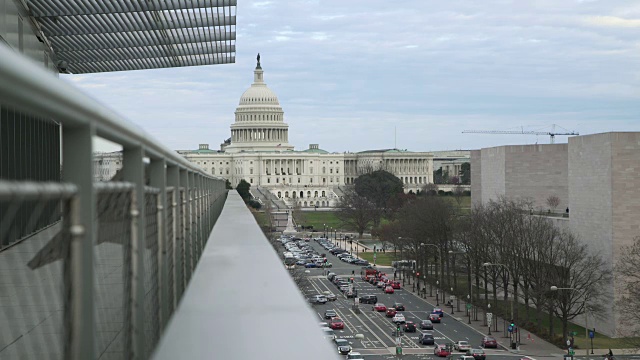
[[584, 15, 640, 27], [63, 1, 640, 154]]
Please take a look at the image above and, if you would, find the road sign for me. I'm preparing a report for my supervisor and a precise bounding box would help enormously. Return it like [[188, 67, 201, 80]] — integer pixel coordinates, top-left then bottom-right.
[[374, 253, 377, 260], [588, 330, 595, 339], [466, 304, 472, 310], [508, 325, 513, 333], [570, 331, 578, 336], [566, 340, 571, 346], [396, 346, 403, 355], [450, 295, 455, 300], [486, 312, 493, 320]]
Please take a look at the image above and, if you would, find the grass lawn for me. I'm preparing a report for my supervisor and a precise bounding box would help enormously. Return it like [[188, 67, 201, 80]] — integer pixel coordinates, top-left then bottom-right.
[[252, 211, 270, 228], [296, 211, 346, 232], [359, 251, 399, 267]]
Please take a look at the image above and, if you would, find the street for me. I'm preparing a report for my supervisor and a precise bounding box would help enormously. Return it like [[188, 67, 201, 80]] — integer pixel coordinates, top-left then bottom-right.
[[301, 239, 536, 360]]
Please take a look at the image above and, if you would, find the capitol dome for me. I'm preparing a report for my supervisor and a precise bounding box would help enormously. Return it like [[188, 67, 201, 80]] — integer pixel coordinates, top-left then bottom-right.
[[224, 54, 294, 153]]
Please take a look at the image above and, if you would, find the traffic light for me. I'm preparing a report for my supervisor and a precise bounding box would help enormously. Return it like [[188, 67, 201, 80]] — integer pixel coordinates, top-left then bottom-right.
[[397, 325, 401, 332], [416, 272, 420, 277], [351, 278, 354, 283]]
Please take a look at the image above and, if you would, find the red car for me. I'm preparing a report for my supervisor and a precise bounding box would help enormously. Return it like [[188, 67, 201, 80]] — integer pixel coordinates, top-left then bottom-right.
[[391, 281, 401, 289], [384, 286, 395, 294], [481, 336, 498, 348], [434, 344, 451, 357], [386, 308, 397, 317], [429, 313, 441, 323], [373, 303, 387, 312], [329, 317, 344, 330]]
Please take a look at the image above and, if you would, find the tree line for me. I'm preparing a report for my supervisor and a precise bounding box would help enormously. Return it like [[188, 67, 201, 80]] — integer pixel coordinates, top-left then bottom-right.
[[337, 170, 611, 344]]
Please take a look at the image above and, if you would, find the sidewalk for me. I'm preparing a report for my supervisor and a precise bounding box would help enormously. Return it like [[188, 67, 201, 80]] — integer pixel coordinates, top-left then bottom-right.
[[398, 277, 567, 359]]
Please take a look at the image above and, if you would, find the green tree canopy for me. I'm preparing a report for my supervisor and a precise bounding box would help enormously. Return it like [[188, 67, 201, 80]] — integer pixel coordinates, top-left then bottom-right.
[[236, 179, 251, 201], [354, 170, 404, 226]]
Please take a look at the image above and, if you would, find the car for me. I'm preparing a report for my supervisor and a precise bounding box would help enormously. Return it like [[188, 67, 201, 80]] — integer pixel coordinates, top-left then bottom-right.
[[419, 319, 433, 330], [469, 348, 486, 360], [432, 308, 444, 317], [322, 327, 336, 340], [386, 308, 397, 317], [429, 313, 441, 323], [481, 336, 498, 348], [326, 293, 337, 301], [327, 273, 337, 280], [359, 295, 377, 304], [392, 313, 406, 324], [334, 338, 352, 355], [373, 303, 387, 312], [346, 352, 364, 359], [456, 356, 476, 360], [376, 281, 385, 288], [296, 260, 306, 265], [393, 303, 405, 311], [329, 317, 345, 330], [310, 295, 328, 304], [324, 309, 337, 319], [305, 262, 317, 268], [384, 286, 395, 294], [434, 344, 451, 357], [369, 277, 378, 284], [319, 322, 329, 328], [345, 289, 358, 298], [419, 331, 435, 345], [403, 321, 417, 332], [455, 340, 472, 352], [391, 281, 401, 289], [354, 259, 369, 266]]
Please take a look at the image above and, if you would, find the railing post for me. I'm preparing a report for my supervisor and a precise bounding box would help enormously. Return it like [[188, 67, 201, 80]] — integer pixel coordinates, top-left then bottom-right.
[[123, 146, 146, 360], [167, 166, 181, 309], [180, 169, 190, 287], [188, 171, 196, 268], [62, 124, 95, 360], [150, 158, 167, 332]]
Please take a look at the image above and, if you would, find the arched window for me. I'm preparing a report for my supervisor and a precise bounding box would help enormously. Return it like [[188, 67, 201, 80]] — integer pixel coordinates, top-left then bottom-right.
[[316, 201, 319, 207], [322, 201, 325, 207], [212, 167, 215, 174], [285, 191, 289, 198], [307, 191, 311, 197], [277, 191, 282, 198], [304, 201, 307, 207], [322, 191, 326, 197], [299, 191, 303, 198]]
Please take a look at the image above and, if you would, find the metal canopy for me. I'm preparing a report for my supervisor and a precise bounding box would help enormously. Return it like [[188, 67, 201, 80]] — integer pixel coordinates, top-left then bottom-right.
[[28, 0, 237, 73]]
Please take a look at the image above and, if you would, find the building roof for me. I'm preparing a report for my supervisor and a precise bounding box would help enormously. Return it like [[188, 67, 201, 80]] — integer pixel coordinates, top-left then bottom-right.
[[299, 147, 329, 154], [29, 0, 237, 74], [358, 148, 410, 154]]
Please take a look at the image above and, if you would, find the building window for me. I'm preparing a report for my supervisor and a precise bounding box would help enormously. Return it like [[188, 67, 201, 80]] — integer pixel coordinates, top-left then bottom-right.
[[310, 167, 313, 174], [314, 191, 318, 198], [250, 178, 253, 183], [330, 168, 333, 174], [250, 168, 253, 174], [322, 191, 326, 197], [278, 192, 282, 198], [226, 169, 229, 175], [268, 178, 271, 183], [323, 167, 326, 174], [298, 178, 300, 183], [310, 178, 313, 183], [220, 169, 223, 175]]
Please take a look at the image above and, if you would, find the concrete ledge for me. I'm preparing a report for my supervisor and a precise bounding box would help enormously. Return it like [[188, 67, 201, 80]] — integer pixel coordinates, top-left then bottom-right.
[[153, 191, 340, 360]]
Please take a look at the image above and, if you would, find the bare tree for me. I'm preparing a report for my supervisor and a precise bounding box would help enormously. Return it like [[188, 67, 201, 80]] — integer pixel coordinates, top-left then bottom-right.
[[335, 188, 376, 238], [615, 236, 640, 346], [422, 183, 438, 196], [549, 230, 611, 342], [453, 185, 466, 209], [546, 195, 560, 213]]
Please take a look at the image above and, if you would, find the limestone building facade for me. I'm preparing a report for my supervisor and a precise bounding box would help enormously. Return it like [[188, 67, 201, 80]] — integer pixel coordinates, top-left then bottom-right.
[[471, 133, 640, 337], [173, 57, 435, 208]]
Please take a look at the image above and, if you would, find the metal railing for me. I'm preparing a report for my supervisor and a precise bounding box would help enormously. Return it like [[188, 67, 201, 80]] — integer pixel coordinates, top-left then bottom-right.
[[0, 43, 227, 360]]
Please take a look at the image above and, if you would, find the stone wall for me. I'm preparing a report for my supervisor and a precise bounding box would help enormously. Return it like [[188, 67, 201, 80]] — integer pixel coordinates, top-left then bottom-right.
[[479, 146, 506, 203], [471, 150, 482, 208], [504, 144, 568, 210]]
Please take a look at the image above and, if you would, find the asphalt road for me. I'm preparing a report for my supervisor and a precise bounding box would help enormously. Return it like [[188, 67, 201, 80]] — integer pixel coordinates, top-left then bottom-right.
[[298, 240, 533, 360]]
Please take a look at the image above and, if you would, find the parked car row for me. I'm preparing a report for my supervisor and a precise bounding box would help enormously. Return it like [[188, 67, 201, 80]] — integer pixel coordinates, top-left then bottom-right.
[[316, 238, 370, 266], [327, 272, 358, 298]]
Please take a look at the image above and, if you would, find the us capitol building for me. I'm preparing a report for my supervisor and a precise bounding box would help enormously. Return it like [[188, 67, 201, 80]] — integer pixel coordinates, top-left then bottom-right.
[[96, 55, 468, 208]]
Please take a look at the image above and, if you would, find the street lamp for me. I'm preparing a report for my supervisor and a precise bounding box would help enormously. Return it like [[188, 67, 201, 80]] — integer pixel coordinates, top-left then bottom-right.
[[450, 287, 455, 314], [436, 280, 440, 306], [550, 285, 591, 354], [323, 223, 326, 238], [487, 303, 492, 335], [467, 294, 471, 324], [484, 262, 514, 345], [421, 243, 443, 304]]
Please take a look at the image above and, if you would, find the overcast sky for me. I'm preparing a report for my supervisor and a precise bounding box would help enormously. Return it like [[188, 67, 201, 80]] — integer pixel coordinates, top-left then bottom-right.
[[65, 0, 640, 153]]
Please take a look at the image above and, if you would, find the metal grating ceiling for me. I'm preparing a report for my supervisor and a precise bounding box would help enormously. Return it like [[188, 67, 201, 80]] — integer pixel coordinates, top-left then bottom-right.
[[28, 0, 237, 73]]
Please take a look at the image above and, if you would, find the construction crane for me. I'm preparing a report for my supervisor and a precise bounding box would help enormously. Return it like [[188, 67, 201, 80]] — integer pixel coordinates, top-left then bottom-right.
[[462, 125, 579, 144]]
